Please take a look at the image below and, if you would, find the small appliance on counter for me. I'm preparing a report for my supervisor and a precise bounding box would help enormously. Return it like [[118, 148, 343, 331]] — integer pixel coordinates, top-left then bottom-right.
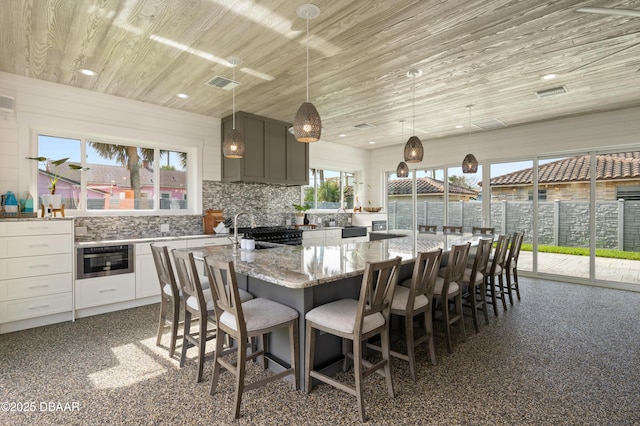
[[372, 220, 387, 231]]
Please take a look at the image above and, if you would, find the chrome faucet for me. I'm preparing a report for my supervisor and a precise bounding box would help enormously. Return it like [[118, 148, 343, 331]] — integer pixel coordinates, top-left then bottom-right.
[[337, 207, 346, 213], [233, 211, 256, 248]]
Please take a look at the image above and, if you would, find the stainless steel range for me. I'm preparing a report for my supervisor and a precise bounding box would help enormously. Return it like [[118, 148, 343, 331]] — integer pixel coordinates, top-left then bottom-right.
[[235, 226, 303, 245]]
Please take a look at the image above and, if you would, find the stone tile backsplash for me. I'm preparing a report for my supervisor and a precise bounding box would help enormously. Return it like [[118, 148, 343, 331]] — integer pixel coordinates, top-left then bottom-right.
[[73, 180, 348, 240]]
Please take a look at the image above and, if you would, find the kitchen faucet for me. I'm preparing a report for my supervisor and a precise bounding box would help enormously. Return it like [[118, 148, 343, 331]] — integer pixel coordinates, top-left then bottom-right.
[[233, 211, 256, 248], [336, 207, 346, 214]]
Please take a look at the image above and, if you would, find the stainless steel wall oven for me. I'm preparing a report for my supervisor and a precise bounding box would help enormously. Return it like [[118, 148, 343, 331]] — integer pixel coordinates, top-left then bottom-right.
[[76, 244, 134, 279]]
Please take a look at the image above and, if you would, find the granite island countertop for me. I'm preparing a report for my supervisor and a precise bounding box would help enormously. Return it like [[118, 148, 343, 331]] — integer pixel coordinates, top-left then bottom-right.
[[185, 235, 472, 290]]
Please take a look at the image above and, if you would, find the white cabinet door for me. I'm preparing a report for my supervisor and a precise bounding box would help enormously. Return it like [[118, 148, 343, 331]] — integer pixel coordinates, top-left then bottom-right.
[[135, 240, 186, 299]]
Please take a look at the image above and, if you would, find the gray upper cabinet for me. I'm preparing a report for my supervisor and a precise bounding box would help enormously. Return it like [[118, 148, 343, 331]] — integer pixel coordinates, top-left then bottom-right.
[[221, 111, 309, 185]]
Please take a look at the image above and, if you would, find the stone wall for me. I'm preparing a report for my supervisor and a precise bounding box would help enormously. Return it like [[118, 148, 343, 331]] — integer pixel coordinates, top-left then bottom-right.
[[389, 199, 640, 252]]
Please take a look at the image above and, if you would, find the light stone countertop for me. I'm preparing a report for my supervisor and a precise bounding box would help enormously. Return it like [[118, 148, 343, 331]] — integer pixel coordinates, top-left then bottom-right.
[[185, 235, 471, 289], [75, 233, 229, 247]]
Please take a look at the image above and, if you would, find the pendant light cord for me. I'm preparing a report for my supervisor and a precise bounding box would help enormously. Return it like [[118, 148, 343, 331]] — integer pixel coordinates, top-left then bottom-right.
[[306, 16, 310, 102], [232, 65, 236, 130], [412, 74, 416, 133]]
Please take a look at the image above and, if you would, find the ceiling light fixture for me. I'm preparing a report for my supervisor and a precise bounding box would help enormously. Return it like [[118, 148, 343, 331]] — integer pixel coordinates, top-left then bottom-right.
[[222, 56, 245, 159], [79, 68, 96, 76], [396, 120, 409, 178], [462, 104, 478, 174], [404, 69, 423, 163], [293, 4, 322, 143], [176, 93, 189, 99]]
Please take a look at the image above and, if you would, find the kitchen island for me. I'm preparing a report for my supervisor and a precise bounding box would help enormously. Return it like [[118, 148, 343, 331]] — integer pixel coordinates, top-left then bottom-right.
[[187, 235, 475, 388]]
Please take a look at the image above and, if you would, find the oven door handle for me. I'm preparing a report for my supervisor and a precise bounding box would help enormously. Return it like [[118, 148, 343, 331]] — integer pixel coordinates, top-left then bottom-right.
[[83, 253, 121, 259]]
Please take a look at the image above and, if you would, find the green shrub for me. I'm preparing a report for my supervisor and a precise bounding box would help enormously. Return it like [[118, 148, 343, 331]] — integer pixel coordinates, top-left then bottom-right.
[[520, 244, 640, 261]]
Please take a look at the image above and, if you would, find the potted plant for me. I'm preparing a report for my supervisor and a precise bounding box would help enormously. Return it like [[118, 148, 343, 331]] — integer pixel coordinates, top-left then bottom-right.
[[292, 203, 311, 225], [27, 156, 88, 209]]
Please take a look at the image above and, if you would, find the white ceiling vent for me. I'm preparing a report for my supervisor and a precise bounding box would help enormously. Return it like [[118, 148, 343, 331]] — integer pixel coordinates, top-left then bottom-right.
[[205, 76, 239, 90], [354, 123, 375, 130], [536, 86, 568, 98], [472, 118, 507, 131]]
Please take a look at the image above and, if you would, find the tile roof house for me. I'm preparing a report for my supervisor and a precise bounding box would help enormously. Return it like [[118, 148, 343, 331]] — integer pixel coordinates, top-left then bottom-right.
[[388, 176, 478, 202], [38, 162, 186, 209], [486, 152, 640, 201]]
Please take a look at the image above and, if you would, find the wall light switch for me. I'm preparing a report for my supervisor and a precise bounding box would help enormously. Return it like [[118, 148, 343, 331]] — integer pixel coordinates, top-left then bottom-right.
[[160, 224, 169, 232]]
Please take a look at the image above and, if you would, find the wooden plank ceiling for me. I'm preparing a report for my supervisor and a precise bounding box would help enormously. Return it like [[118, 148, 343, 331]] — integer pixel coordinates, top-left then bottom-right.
[[0, 0, 639, 150]]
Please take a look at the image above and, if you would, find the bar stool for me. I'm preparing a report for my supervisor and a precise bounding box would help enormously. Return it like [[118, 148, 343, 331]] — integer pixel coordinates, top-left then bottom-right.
[[305, 256, 401, 422], [485, 234, 511, 316], [369, 250, 442, 380], [205, 257, 299, 419], [433, 243, 470, 353], [150, 244, 182, 357]]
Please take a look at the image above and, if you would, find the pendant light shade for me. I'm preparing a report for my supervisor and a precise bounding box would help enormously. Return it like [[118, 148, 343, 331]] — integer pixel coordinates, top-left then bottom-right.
[[223, 129, 245, 158], [404, 136, 423, 163], [294, 102, 322, 142], [396, 161, 409, 178], [404, 69, 423, 163], [223, 56, 245, 159], [462, 104, 478, 173], [294, 4, 322, 143], [462, 153, 478, 173]]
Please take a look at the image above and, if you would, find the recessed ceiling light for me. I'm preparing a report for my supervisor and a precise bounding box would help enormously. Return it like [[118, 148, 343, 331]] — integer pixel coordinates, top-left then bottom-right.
[[542, 73, 557, 80], [368, 141, 375, 145], [176, 93, 189, 99], [455, 124, 464, 129], [79, 68, 96, 76], [339, 134, 346, 137]]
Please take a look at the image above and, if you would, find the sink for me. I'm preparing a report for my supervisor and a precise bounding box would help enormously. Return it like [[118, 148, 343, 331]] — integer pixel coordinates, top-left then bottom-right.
[[342, 226, 367, 238]]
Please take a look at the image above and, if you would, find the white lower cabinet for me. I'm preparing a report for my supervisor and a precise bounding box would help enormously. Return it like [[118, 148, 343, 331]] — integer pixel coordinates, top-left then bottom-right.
[[302, 229, 343, 247], [0, 220, 73, 333], [135, 240, 187, 299], [75, 273, 136, 309]]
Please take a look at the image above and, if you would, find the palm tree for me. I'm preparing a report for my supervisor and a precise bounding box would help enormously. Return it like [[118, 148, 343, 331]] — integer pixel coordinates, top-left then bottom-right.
[[88, 142, 154, 209]]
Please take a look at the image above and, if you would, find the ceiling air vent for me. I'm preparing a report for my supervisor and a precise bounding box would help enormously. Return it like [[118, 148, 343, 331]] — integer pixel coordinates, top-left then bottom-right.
[[205, 76, 239, 90], [354, 123, 375, 130], [472, 118, 507, 131], [536, 86, 568, 98]]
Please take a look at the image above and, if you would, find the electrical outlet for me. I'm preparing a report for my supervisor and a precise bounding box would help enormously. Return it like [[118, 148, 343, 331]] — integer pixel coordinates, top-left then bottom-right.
[[160, 224, 169, 232]]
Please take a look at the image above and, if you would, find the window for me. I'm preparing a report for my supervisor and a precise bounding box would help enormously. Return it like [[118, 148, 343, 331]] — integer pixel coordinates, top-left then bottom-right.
[[303, 169, 355, 210], [37, 134, 189, 214], [617, 186, 640, 200], [528, 189, 547, 201]]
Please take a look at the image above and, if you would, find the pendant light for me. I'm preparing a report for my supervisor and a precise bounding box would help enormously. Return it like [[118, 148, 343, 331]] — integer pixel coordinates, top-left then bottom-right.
[[396, 120, 409, 177], [293, 3, 322, 143], [223, 56, 244, 158], [462, 104, 478, 173], [404, 69, 423, 163]]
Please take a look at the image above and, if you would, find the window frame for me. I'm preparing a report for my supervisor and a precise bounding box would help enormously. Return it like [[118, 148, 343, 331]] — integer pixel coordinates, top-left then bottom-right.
[[33, 132, 200, 216], [303, 169, 356, 211]]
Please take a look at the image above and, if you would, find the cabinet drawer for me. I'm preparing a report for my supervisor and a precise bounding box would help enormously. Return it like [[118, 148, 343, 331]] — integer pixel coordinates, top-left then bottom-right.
[[2, 221, 72, 237], [75, 273, 135, 309], [135, 240, 186, 255], [1, 274, 72, 301], [0, 234, 72, 258], [187, 237, 231, 248], [0, 292, 72, 322], [324, 229, 342, 238], [0, 254, 72, 280]]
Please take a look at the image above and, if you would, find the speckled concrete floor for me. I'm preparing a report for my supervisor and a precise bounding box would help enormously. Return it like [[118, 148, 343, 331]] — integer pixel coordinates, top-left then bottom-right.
[[1, 277, 640, 425]]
